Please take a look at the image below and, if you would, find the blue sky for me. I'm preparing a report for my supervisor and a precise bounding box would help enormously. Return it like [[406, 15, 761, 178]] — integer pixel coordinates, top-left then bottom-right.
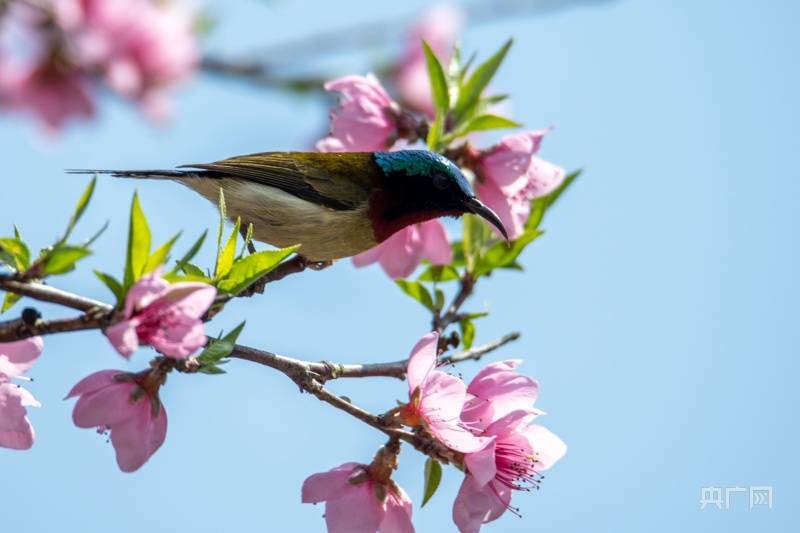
[[1, 0, 798, 532]]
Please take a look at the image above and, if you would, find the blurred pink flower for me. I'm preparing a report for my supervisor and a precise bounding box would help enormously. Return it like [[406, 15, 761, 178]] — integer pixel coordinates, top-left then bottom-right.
[[475, 130, 566, 239], [317, 74, 399, 152], [58, 0, 198, 120], [352, 220, 452, 279], [302, 462, 414, 533], [104, 269, 216, 359], [66, 369, 167, 473], [461, 360, 541, 433], [395, 3, 464, 117], [454, 410, 567, 533], [0, 337, 43, 450], [0, 0, 197, 130], [0, 58, 94, 132], [400, 332, 489, 453]]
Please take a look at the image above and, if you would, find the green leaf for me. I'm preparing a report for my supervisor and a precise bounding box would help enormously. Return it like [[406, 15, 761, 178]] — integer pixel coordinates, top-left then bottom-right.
[[42, 245, 91, 275], [216, 246, 299, 295], [221, 320, 246, 344], [197, 339, 234, 364], [422, 40, 450, 116], [163, 272, 212, 283], [475, 228, 543, 277], [422, 458, 443, 507], [460, 318, 476, 349], [172, 230, 207, 274], [418, 265, 460, 283], [239, 222, 254, 259], [0, 237, 30, 270], [426, 111, 444, 151], [454, 39, 513, 121], [84, 220, 109, 247], [458, 114, 521, 135], [396, 280, 434, 311], [64, 177, 96, 241], [197, 365, 226, 375], [124, 193, 152, 288], [94, 270, 125, 304], [434, 288, 445, 312], [145, 232, 181, 274], [196, 321, 245, 373], [462, 214, 490, 273], [1, 291, 21, 313], [181, 263, 207, 278], [216, 217, 240, 279]]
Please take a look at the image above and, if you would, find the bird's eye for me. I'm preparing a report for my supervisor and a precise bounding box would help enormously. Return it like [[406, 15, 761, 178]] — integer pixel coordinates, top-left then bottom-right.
[[433, 173, 449, 190]]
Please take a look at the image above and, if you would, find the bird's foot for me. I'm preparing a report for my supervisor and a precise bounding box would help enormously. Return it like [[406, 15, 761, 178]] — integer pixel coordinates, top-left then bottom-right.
[[306, 260, 333, 271]]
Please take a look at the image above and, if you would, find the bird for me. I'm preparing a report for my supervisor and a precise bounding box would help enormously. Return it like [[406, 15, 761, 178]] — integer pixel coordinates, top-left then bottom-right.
[[73, 150, 507, 262]]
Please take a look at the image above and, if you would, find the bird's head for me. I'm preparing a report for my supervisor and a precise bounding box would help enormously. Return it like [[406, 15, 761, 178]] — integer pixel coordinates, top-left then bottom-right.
[[369, 150, 508, 242]]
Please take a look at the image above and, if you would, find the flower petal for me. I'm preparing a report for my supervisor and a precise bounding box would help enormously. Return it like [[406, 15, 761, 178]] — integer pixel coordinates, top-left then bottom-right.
[[302, 462, 362, 503], [123, 270, 170, 317], [110, 397, 167, 473], [421, 372, 490, 453], [417, 220, 453, 265], [380, 487, 415, 533], [406, 332, 438, 395], [452, 476, 511, 533], [104, 319, 139, 358], [475, 179, 523, 240], [524, 424, 567, 471], [464, 439, 497, 488], [377, 227, 424, 279], [71, 382, 137, 429], [154, 282, 216, 319], [0, 337, 43, 379], [352, 244, 384, 268], [462, 360, 539, 430], [0, 382, 35, 450], [148, 316, 206, 359], [324, 481, 384, 533], [65, 369, 123, 399]]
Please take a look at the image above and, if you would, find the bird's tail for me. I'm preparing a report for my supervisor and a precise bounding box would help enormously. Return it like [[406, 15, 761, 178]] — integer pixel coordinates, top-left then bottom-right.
[[66, 169, 204, 180]]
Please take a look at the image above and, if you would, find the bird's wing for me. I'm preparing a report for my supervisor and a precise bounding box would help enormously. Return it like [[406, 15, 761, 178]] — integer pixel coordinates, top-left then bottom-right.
[[182, 152, 377, 211]]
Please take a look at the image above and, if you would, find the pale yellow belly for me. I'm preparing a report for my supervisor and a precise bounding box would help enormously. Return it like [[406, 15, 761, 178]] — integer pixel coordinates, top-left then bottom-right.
[[180, 177, 378, 261]]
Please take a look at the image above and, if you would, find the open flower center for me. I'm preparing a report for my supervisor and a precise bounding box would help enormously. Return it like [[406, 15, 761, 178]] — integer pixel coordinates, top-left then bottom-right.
[[134, 300, 181, 342], [493, 441, 544, 493]]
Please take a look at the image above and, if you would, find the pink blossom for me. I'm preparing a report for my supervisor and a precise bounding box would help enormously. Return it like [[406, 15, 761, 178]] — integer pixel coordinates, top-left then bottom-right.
[[400, 332, 488, 453], [352, 220, 452, 279], [454, 410, 567, 533], [57, 0, 198, 120], [66, 369, 167, 472], [317, 74, 399, 152], [395, 4, 465, 117], [475, 130, 566, 239], [302, 462, 414, 533], [0, 337, 43, 450], [104, 269, 216, 359], [0, 58, 94, 132], [461, 360, 541, 433]]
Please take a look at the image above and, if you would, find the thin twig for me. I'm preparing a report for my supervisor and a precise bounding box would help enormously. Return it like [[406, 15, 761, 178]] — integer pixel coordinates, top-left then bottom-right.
[[0, 277, 111, 313], [433, 273, 476, 333]]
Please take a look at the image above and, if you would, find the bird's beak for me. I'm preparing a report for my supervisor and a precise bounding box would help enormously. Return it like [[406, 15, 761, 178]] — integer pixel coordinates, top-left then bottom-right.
[[464, 197, 509, 241]]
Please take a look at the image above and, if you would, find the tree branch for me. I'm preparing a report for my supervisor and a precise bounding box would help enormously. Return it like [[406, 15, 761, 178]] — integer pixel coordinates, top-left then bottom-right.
[[0, 277, 112, 313], [0, 312, 111, 342], [201, 0, 611, 90]]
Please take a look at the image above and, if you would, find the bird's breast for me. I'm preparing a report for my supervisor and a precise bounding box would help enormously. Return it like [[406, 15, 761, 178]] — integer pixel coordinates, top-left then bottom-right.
[[182, 177, 378, 261]]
